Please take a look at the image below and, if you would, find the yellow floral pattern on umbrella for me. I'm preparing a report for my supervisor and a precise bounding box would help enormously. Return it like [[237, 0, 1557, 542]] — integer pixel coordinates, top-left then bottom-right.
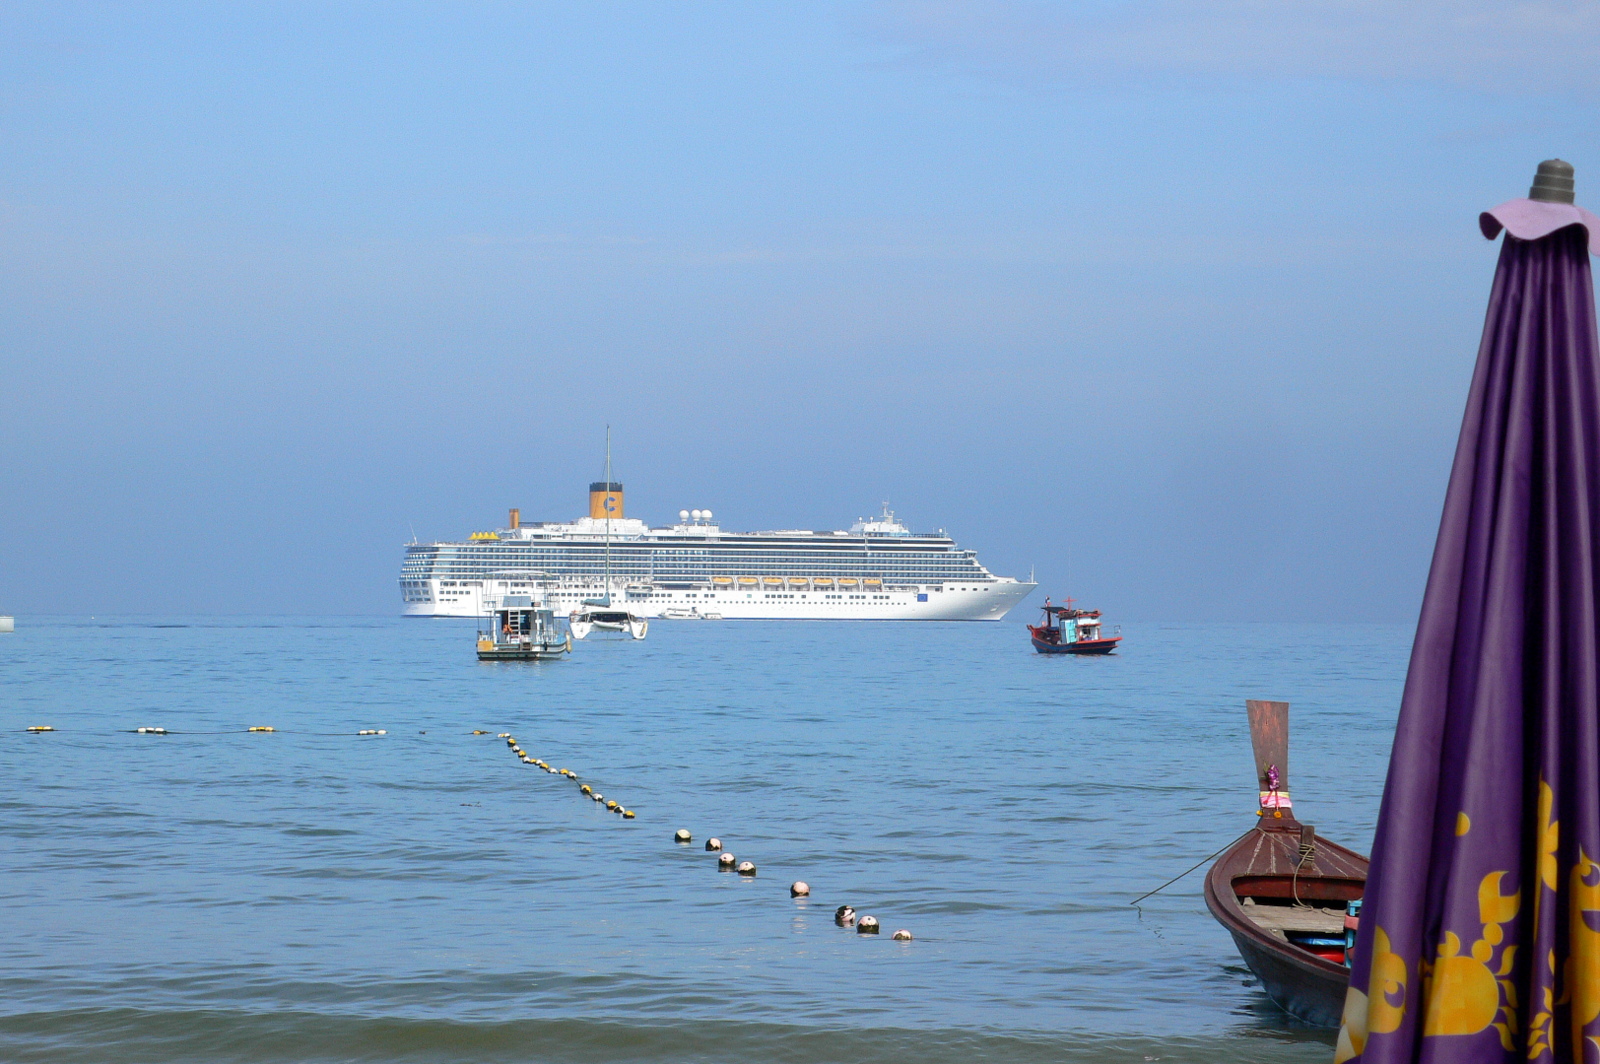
[[1568, 851, 1600, 1053], [1420, 871, 1519, 1048], [1334, 927, 1408, 1063], [1540, 782, 1560, 893], [1527, 781, 1561, 1058]]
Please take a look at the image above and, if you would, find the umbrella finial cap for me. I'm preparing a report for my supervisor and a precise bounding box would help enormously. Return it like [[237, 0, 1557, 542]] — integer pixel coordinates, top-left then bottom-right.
[[1530, 159, 1576, 204]]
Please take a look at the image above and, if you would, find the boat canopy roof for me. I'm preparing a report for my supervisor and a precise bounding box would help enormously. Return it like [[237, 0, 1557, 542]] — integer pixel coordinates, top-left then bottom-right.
[[1041, 604, 1102, 619]]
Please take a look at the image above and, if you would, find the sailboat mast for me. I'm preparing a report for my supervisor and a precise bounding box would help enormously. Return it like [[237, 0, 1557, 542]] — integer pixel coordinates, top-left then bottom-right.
[[604, 426, 612, 602]]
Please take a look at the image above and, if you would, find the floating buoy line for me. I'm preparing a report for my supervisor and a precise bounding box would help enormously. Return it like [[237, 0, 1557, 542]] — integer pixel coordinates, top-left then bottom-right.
[[19, 723, 917, 942], [480, 736, 913, 938], [17, 725, 391, 737], [487, 732, 638, 819]]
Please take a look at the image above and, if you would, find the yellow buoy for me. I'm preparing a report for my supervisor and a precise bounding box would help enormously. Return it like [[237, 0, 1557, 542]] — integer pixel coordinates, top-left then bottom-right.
[[622, 810, 635, 819], [26, 725, 54, 733], [248, 726, 276, 732], [581, 785, 592, 794]]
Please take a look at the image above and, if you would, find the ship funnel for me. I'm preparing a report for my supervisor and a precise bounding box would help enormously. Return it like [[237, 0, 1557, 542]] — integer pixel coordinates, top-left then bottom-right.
[[589, 481, 624, 520], [509, 508, 520, 529]]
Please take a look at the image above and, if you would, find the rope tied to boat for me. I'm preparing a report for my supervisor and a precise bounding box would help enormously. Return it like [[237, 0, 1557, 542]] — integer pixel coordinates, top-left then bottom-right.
[[1128, 825, 1263, 907], [1289, 823, 1317, 907]]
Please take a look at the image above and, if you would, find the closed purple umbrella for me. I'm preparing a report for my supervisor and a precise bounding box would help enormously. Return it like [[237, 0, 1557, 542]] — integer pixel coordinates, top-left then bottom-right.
[[1337, 162, 1600, 1061]]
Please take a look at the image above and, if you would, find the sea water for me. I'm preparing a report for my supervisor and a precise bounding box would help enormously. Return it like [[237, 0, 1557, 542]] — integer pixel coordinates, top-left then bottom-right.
[[0, 617, 1406, 1063]]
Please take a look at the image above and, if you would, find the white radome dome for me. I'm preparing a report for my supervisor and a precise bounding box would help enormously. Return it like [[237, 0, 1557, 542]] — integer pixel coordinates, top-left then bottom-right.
[[691, 509, 703, 521], [703, 510, 713, 522], [680, 510, 690, 522]]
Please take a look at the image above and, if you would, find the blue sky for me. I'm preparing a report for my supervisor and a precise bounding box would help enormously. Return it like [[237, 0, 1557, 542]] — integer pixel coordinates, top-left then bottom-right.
[[1, 1, 1597, 618]]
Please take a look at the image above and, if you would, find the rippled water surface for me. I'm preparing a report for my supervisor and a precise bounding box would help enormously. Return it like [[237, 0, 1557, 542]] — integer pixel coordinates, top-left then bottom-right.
[[0, 617, 1407, 1062]]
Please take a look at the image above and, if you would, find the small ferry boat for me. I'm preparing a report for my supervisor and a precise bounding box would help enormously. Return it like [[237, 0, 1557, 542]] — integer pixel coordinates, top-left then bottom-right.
[[1203, 700, 1368, 1027], [477, 595, 571, 661], [1027, 599, 1120, 654], [661, 606, 723, 621]]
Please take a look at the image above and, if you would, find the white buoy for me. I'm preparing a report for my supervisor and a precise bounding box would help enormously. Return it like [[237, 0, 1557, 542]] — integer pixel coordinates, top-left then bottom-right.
[[736, 860, 756, 876], [675, 829, 692, 843], [834, 905, 856, 926], [790, 881, 809, 897], [857, 916, 880, 934], [892, 929, 913, 941], [705, 838, 722, 851], [592, 793, 604, 802], [718, 853, 736, 869]]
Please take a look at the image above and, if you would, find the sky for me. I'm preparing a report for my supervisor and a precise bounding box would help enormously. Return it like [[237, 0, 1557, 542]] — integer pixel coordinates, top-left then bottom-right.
[[1, 1, 1598, 619]]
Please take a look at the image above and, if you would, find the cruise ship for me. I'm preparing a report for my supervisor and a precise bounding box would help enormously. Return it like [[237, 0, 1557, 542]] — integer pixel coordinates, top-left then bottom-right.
[[400, 482, 1035, 620]]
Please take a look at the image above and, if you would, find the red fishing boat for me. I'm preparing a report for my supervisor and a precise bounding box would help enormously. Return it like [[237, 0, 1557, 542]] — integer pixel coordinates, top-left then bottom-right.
[[1027, 599, 1121, 654]]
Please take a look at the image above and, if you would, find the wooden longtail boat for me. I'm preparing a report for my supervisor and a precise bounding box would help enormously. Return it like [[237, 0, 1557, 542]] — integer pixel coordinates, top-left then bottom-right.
[[1202, 699, 1368, 1028]]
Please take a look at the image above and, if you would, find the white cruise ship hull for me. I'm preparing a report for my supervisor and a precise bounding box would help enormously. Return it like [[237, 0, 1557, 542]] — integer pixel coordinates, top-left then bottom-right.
[[402, 495, 1034, 621], [404, 578, 1034, 621]]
